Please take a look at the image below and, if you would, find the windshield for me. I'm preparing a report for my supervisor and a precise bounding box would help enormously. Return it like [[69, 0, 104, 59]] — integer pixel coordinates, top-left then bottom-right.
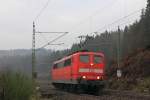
[[94, 55, 102, 64], [80, 55, 89, 63]]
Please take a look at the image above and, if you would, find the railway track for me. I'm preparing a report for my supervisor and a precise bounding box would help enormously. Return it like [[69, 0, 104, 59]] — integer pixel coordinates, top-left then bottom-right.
[[38, 80, 150, 100], [105, 89, 150, 99]]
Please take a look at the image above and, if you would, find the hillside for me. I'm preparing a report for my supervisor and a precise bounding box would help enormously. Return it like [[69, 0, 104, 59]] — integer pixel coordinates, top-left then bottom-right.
[[109, 47, 150, 79], [108, 47, 150, 91], [122, 47, 150, 79], [0, 49, 52, 77]]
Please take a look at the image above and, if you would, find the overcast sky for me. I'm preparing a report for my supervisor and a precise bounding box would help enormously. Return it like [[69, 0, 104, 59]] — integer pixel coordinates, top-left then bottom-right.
[[0, 0, 147, 50]]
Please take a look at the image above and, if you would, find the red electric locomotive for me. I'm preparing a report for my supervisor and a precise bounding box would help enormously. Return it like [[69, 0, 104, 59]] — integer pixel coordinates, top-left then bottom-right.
[[51, 51, 105, 94]]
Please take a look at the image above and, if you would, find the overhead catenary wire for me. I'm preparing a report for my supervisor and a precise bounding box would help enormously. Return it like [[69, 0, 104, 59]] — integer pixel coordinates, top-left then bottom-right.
[[33, 0, 53, 46], [78, 9, 142, 49], [34, 1, 142, 50], [68, 0, 119, 32], [37, 0, 119, 49], [33, 0, 69, 49], [94, 8, 142, 33], [40, 8, 143, 49], [35, 31, 68, 46], [39, 32, 49, 44], [36, 31, 68, 34], [38, 32, 68, 49], [34, 0, 119, 49], [107, 14, 140, 31], [34, 0, 52, 22]]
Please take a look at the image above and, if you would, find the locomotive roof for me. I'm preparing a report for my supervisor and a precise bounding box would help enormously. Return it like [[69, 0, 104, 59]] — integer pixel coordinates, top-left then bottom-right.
[[53, 51, 104, 64]]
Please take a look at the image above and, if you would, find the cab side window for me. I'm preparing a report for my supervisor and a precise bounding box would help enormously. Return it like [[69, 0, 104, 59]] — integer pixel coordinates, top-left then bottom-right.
[[64, 59, 71, 67], [53, 63, 58, 69], [58, 61, 64, 68]]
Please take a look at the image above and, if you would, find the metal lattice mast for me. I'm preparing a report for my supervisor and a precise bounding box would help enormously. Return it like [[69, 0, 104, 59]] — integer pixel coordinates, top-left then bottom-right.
[[32, 22, 67, 80], [117, 26, 122, 78], [117, 27, 121, 69], [32, 22, 36, 80]]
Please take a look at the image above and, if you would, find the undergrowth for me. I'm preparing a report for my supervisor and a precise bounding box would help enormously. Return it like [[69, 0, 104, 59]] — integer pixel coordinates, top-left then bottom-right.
[[1, 71, 33, 100]]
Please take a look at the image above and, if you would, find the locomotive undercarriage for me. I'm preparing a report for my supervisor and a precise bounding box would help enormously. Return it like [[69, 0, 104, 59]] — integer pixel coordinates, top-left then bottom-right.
[[52, 81, 105, 95]]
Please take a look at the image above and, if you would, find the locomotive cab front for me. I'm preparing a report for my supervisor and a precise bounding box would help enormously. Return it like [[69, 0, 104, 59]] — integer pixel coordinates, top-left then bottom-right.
[[77, 52, 105, 86]]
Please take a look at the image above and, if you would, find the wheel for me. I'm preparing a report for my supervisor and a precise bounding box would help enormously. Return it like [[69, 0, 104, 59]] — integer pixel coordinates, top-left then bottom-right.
[[76, 84, 85, 94], [94, 85, 104, 95]]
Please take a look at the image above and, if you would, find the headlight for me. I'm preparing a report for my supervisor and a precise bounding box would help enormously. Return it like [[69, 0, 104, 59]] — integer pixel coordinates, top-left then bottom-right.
[[82, 76, 86, 79], [97, 76, 100, 79]]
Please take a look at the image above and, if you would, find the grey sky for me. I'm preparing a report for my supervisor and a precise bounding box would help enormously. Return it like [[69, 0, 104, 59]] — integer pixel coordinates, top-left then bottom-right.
[[0, 0, 147, 50]]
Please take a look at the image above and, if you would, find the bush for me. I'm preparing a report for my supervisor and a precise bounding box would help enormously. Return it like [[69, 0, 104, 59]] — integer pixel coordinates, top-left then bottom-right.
[[108, 78, 137, 90], [1, 72, 33, 100], [134, 78, 150, 93]]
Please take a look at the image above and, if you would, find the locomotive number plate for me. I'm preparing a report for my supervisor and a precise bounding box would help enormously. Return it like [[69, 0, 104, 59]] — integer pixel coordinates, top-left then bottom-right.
[[89, 69, 94, 72]]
